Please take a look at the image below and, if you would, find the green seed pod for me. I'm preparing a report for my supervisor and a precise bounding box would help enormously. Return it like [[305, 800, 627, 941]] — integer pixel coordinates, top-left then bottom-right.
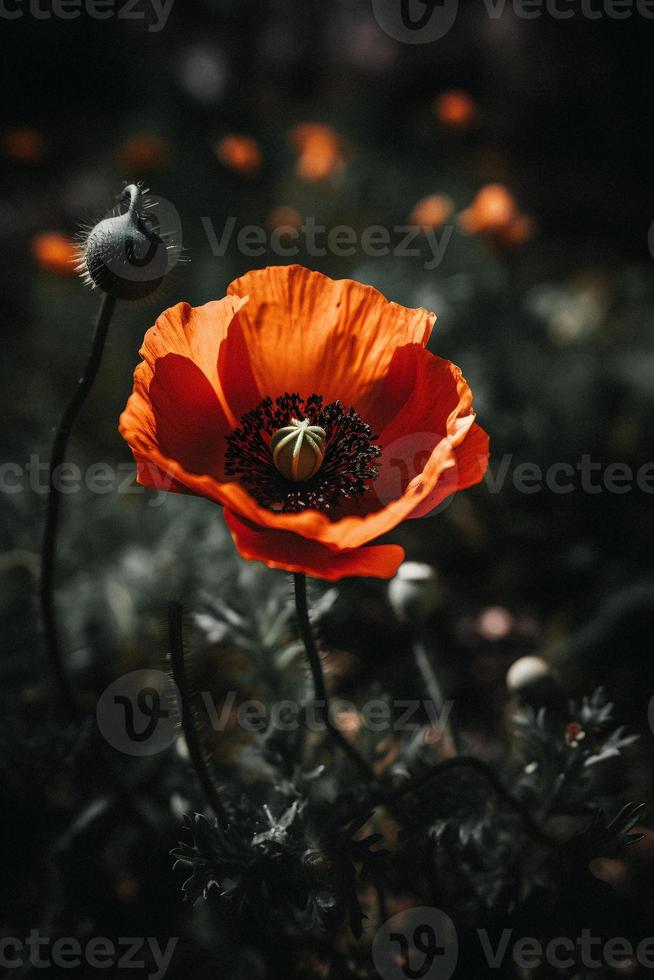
[[79, 184, 169, 300], [272, 419, 327, 482], [388, 561, 442, 622]]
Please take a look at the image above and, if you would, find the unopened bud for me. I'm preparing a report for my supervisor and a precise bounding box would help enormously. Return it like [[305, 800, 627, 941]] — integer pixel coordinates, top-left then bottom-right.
[[506, 655, 562, 711], [78, 184, 169, 300], [506, 656, 550, 692], [388, 561, 441, 623]]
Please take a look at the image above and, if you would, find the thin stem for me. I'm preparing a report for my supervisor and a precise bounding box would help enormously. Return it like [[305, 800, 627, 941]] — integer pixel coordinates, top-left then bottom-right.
[[413, 636, 458, 756], [375, 880, 389, 925], [40, 291, 117, 723], [382, 756, 555, 848], [340, 754, 554, 850], [293, 573, 374, 782], [168, 601, 227, 822]]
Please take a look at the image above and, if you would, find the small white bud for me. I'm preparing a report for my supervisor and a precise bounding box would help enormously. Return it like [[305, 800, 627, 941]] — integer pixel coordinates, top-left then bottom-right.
[[506, 656, 550, 692], [388, 561, 441, 622]]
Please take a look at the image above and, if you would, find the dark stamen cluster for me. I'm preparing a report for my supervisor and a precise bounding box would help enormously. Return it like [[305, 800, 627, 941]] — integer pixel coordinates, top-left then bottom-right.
[[225, 393, 381, 513]]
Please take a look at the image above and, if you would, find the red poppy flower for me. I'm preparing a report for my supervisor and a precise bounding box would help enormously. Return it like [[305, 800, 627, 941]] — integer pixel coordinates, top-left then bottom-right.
[[119, 266, 489, 581]]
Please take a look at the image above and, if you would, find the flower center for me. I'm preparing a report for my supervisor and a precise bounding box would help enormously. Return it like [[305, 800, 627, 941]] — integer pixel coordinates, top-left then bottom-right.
[[271, 418, 327, 482], [225, 393, 380, 513]]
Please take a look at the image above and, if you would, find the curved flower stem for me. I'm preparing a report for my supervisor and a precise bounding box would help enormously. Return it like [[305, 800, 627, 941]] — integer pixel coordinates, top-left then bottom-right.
[[293, 573, 374, 782], [168, 601, 227, 823], [40, 291, 117, 723]]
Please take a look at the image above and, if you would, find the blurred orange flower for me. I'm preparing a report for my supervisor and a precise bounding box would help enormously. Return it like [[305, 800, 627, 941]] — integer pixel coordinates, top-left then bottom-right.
[[500, 212, 534, 248], [266, 205, 302, 232], [290, 123, 346, 182], [116, 135, 173, 174], [459, 184, 533, 249], [31, 232, 78, 277], [434, 91, 479, 130], [119, 265, 488, 581], [2, 126, 46, 163], [214, 134, 262, 177], [409, 194, 454, 230]]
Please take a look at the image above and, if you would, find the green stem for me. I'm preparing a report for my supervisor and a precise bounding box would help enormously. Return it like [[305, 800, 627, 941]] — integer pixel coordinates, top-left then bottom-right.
[[169, 601, 227, 822], [40, 291, 117, 722], [293, 573, 374, 782]]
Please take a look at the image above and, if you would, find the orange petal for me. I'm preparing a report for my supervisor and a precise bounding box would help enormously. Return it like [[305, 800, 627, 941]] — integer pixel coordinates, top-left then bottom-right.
[[120, 368, 485, 555], [224, 510, 405, 580], [132, 454, 192, 495], [120, 353, 233, 479], [211, 435, 458, 550], [453, 422, 489, 490], [226, 265, 435, 415], [409, 422, 489, 519], [120, 295, 252, 479], [148, 354, 230, 477], [216, 313, 265, 422], [364, 344, 485, 521], [367, 343, 468, 438], [139, 296, 248, 427]]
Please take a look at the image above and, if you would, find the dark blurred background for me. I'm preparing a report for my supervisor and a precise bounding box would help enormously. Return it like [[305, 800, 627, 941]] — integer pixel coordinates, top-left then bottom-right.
[[2, 1, 654, 977]]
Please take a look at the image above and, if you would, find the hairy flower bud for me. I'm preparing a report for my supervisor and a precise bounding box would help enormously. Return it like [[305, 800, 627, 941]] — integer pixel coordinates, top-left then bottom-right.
[[78, 184, 169, 300]]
